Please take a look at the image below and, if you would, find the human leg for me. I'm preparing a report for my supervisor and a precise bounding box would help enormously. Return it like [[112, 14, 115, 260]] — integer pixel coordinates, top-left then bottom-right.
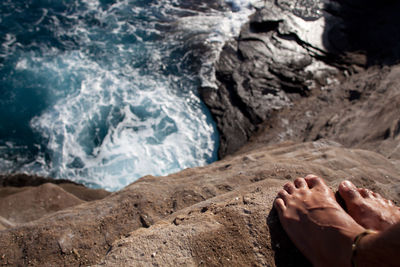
[[353, 222, 400, 267]]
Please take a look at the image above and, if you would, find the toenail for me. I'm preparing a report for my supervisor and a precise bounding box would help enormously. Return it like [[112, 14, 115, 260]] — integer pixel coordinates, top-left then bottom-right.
[[342, 180, 353, 188], [284, 182, 295, 191], [359, 188, 371, 197], [278, 189, 289, 199], [294, 178, 307, 188]]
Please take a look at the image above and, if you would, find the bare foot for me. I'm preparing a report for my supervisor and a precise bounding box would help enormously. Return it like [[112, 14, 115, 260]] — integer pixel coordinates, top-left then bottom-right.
[[338, 180, 400, 231], [274, 175, 365, 267]]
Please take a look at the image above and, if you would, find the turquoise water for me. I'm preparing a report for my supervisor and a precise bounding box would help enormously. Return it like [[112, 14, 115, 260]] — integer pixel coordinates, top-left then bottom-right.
[[0, 0, 259, 191]]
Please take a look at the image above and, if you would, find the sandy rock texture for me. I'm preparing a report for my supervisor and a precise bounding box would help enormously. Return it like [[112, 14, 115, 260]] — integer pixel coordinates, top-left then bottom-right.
[[1, 141, 400, 266], [0, 183, 84, 224], [0, 175, 110, 231]]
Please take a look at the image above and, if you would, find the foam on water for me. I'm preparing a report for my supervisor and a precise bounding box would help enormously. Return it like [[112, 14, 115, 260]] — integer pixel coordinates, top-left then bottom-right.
[[0, 0, 262, 191]]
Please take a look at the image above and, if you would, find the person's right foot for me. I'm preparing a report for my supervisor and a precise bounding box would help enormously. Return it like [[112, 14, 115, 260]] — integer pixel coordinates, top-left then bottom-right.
[[339, 180, 400, 231]]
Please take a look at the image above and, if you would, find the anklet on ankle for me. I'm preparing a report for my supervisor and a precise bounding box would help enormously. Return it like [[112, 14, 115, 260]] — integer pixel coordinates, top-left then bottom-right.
[[351, 229, 377, 267]]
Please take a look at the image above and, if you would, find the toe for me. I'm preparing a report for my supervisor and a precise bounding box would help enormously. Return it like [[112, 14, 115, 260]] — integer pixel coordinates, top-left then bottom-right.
[[386, 199, 395, 206], [339, 180, 361, 201], [304, 174, 325, 189], [274, 198, 286, 213], [278, 189, 290, 202], [359, 188, 372, 198], [284, 182, 296, 194], [372, 192, 382, 199], [294, 177, 307, 188]]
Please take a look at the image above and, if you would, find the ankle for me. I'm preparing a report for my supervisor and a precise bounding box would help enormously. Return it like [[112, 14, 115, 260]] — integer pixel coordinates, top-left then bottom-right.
[[352, 230, 378, 267], [314, 228, 362, 267]]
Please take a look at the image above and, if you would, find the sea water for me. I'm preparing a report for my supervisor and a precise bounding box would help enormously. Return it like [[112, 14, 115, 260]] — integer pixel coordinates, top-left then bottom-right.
[[0, 0, 262, 191]]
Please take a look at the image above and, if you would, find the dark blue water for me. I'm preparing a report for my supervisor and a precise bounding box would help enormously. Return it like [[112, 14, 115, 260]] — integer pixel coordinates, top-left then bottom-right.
[[0, 0, 259, 191]]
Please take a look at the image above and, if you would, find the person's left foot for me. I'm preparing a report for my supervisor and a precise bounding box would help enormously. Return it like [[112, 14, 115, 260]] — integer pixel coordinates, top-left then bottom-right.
[[274, 175, 365, 267], [338, 180, 400, 231]]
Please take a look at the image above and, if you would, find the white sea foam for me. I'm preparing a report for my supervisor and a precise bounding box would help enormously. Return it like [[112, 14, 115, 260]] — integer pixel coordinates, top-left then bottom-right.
[[27, 49, 217, 190], [191, 0, 265, 88], [1, 0, 262, 191]]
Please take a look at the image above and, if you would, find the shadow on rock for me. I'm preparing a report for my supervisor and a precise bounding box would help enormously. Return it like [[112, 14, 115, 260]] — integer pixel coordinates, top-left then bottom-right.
[[266, 207, 311, 267], [323, 0, 400, 66]]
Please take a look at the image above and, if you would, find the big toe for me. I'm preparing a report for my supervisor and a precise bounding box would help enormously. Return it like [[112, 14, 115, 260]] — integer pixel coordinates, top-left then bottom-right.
[[339, 180, 362, 204]]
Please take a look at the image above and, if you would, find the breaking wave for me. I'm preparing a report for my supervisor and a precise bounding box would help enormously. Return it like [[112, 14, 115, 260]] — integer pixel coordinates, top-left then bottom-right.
[[0, 0, 262, 191]]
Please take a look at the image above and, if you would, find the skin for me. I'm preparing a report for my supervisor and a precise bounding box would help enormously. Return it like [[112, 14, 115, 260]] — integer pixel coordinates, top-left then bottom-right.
[[356, 223, 400, 267], [274, 175, 365, 267], [338, 180, 400, 231], [275, 175, 400, 267]]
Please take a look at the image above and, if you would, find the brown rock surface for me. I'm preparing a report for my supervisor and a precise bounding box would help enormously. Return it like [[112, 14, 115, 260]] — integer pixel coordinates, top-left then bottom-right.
[[0, 174, 111, 231], [0, 183, 84, 224], [1, 141, 399, 266], [0, 174, 111, 201]]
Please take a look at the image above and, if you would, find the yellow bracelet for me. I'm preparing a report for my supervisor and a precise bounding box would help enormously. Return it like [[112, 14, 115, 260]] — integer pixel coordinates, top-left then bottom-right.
[[351, 229, 377, 267]]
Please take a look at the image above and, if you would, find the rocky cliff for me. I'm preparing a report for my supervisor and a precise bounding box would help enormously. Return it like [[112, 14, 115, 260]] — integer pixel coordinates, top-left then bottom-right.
[[1, 0, 400, 266], [1, 141, 399, 266], [200, 0, 400, 158]]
